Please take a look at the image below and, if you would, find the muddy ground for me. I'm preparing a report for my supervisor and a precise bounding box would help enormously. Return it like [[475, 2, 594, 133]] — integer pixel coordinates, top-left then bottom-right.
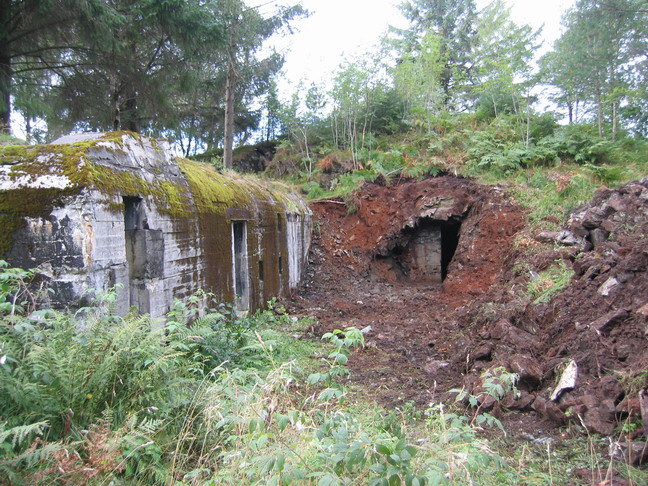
[[286, 175, 648, 465]]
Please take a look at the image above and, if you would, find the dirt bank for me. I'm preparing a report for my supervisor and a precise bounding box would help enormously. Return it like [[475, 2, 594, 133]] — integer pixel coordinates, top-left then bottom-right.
[[287, 175, 648, 444]]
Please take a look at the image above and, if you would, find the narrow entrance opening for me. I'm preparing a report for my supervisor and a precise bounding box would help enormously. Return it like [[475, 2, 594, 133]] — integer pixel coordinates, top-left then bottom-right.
[[232, 221, 250, 311], [123, 196, 164, 315], [124, 196, 146, 281], [441, 220, 461, 280], [124, 196, 146, 231], [123, 196, 147, 312], [371, 218, 462, 284]]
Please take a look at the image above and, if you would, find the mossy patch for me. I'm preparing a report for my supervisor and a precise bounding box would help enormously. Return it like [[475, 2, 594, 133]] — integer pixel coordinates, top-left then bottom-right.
[[1, 133, 309, 258], [178, 159, 308, 218]]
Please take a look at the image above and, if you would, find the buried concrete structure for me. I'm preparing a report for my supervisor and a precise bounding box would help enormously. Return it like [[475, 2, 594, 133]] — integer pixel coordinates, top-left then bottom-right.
[[0, 132, 311, 318]]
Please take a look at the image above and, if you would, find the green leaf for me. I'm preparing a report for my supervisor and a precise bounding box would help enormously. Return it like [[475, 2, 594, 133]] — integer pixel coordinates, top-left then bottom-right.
[[375, 443, 391, 455], [274, 454, 285, 472], [335, 353, 348, 365], [277, 414, 289, 431]]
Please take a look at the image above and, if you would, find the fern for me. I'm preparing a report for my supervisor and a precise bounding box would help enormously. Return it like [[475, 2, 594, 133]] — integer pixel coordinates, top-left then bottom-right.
[[0, 421, 66, 484], [0, 421, 48, 448]]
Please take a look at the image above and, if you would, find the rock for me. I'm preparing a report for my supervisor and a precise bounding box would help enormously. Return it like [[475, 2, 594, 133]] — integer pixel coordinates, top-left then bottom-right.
[[640, 390, 648, 438], [615, 270, 633, 283], [535, 231, 560, 244], [534, 230, 581, 246], [550, 360, 578, 401], [600, 218, 619, 233], [472, 343, 493, 361], [599, 375, 624, 403], [502, 390, 536, 410], [532, 396, 567, 425], [590, 228, 609, 247], [508, 354, 543, 390], [609, 440, 648, 466], [580, 394, 616, 436], [581, 264, 601, 280], [615, 342, 634, 360], [475, 393, 497, 411], [490, 319, 538, 351], [636, 302, 648, 321], [598, 277, 620, 296], [558, 230, 581, 246], [590, 308, 629, 335], [582, 206, 614, 229], [423, 359, 450, 376], [616, 396, 641, 416]]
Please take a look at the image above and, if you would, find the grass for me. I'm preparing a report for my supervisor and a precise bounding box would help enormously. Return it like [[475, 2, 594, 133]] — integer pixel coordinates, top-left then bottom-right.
[[526, 261, 575, 304]]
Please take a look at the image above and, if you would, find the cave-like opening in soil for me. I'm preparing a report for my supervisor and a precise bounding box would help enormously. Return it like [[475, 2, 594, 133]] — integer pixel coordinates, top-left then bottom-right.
[[373, 217, 462, 284], [440, 219, 461, 280]]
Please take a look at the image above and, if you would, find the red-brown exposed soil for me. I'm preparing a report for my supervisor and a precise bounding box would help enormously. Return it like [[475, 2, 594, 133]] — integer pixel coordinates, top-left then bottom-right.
[[287, 175, 648, 444]]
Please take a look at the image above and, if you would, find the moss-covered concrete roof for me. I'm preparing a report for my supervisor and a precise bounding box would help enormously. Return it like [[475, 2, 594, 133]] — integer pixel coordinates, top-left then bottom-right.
[[0, 131, 309, 257]]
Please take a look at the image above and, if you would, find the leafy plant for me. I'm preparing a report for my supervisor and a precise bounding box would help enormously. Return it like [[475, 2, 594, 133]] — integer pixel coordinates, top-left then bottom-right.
[[0, 261, 37, 315], [451, 367, 520, 431], [308, 327, 364, 402]]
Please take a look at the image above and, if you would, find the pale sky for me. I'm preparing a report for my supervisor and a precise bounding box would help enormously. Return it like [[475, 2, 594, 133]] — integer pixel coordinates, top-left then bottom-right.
[[261, 0, 577, 93]]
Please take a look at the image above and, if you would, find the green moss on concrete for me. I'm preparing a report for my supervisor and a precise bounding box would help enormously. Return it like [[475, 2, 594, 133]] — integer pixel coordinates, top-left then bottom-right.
[[1, 133, 193, 218], [179, 160, 294, 217], [0, 133, 308, 258], [0, 132, 193, 256]]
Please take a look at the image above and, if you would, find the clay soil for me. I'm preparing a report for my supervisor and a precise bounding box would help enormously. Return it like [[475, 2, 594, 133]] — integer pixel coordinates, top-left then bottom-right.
[[287, 175, 648, 447]]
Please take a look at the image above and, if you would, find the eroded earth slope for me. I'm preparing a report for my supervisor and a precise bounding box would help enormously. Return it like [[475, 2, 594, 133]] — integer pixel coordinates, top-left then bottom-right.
[[288, 175, 648, 446]]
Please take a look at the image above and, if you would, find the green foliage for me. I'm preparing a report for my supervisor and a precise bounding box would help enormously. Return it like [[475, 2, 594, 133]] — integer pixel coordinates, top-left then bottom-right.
[[0, 421, 64, 485], [0, 134, 26, 146], [512, 172, 598, 229], [2, 261, 634, 484], [303, 181, 326, 200], [450, 367, 520, 432], [308, 327, 364, 402], [0, 261, 37, 315]]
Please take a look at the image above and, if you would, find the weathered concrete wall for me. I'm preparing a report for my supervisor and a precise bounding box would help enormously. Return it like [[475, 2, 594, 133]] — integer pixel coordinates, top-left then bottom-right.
[[0, 132, 311, 318]]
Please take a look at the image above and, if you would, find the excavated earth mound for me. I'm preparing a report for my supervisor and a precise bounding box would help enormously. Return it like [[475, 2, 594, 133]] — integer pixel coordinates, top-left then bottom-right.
[[288, 175, 648, 446]]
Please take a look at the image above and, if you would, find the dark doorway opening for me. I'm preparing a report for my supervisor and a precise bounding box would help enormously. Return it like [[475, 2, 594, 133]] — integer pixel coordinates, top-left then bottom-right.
[[123, 196, 146, 231], [123, 196, 163, 314], [232, 221, 250, 311], [441, 220, 461, 280], [371, 218, 462, 284]]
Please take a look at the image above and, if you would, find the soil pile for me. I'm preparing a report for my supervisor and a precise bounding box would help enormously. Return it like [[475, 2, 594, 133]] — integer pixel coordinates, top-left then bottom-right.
[[288, 175, 648, 442]]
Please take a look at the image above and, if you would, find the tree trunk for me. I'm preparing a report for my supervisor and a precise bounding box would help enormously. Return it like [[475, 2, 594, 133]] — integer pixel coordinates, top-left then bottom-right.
[[223, 42, 236, 171], [612, 99, 618, 141], [596, 84, 603, 137], [0, 44, 11, 134], [123, 88, 139, 133], [525, 92, 531, 148], [111, 76, 121, 131], [0, 0, 11, 134]]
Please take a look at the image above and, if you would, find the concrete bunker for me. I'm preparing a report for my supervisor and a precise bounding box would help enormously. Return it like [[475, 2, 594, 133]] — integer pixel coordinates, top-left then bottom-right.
[[372, 217, 462, 284], [0, 132, 312, 318]]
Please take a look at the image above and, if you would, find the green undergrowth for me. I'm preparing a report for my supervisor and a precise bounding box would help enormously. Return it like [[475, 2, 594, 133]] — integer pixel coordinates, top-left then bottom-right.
[[2, 262, 644, 485], [281, 117, 647, 223]]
